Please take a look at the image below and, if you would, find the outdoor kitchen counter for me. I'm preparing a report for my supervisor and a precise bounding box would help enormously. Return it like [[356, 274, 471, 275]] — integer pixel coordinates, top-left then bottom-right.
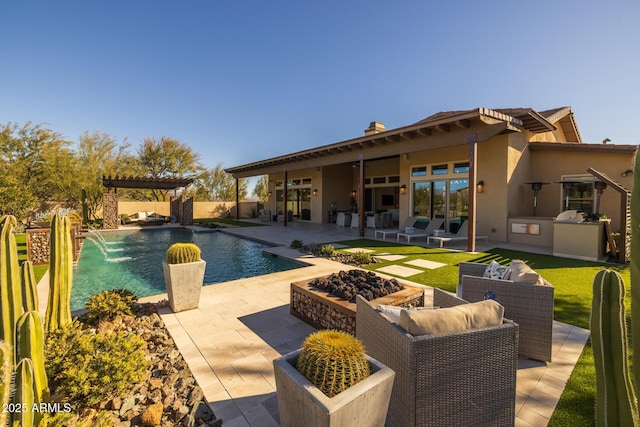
[[553, 219, 608, 262]]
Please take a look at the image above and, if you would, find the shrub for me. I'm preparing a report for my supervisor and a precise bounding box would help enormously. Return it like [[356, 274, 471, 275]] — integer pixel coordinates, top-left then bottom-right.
[[45, 321, 149, 405], [290, 239, 304, 249], [351, 251, 373, 265], [83, 289, 137, 324], [318, 244, 336, 257]]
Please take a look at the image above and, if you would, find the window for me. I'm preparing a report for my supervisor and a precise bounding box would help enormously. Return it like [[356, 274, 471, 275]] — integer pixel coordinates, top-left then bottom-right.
[[389, 176, 400, 183], [454, 162, 469, 173], [560, 175, 595, 214], [373, 177, 386, 184], [432, 164, 448, 175], [412, 166, 427, 177]]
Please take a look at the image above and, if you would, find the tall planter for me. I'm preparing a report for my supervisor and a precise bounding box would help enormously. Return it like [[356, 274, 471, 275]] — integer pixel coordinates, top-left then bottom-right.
[[162, 260, 206, 312], [274, 349, 394, 427]]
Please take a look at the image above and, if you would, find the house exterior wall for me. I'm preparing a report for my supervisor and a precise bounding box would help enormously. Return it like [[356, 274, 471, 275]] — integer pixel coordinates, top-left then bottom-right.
[[528, 148, 635, 232]]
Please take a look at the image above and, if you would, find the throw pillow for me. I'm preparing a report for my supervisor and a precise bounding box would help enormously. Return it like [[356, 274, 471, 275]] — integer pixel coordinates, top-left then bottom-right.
[[482, 260, 511, 280], [399, 299, 504, 336], [509, 260, 545, 284]]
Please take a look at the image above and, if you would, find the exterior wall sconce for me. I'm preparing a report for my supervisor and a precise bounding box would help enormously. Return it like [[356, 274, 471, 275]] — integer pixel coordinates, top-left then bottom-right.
[[400, 184, 407, 194], [313, 189, 318, 196], [477, 181, 485, 193], [268, 191, 272, 197], [351, 190, 357, 197], [621, 169, 633, 177]]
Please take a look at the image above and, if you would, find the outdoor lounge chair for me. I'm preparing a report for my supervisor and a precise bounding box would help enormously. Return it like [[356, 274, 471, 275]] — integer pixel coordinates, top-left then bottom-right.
[[356, 288, 518, 427], [426, 220, 489, 247], [458, 261, 554, 362], [396, 217, 445, 243], [374, 217, 418, 240]]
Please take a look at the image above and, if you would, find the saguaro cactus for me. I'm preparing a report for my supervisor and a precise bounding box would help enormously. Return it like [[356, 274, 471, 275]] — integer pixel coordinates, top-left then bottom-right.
[[45, 213, 73, 332], [0, 215, 23, 356], [20, 261, 38, 313], [16, 311, 49, 405], [591, 270, 639, 426], [0, 341, 12, 427]]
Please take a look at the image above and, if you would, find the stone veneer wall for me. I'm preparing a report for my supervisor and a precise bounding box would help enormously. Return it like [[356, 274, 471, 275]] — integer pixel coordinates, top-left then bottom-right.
[[26, 224, 82, 265], [180, 196, 194, 226], [102, 193, 119, 229], [170, 197, 181, 223]]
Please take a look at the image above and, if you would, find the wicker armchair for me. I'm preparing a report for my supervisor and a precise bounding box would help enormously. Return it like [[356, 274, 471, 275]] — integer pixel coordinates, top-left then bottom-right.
[[458, 261, 554, 362], [356, 289, 518, 427]]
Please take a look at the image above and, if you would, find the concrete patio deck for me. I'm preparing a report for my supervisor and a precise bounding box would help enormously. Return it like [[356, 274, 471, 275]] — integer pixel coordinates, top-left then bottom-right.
[[140, 221, 589, 426]]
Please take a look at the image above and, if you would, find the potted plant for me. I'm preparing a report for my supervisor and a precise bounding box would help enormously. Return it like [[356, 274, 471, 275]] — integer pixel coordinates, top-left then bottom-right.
[[162, 243, 206, 312], [273, 330, 395, 427]]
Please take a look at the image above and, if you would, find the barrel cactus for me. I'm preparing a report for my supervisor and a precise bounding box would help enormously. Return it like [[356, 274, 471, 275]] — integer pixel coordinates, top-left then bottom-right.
[[591, 270, 639, 426], [45, 213, 73, 332], [296, 330, 370, 397], [166, 243, 201, 264]]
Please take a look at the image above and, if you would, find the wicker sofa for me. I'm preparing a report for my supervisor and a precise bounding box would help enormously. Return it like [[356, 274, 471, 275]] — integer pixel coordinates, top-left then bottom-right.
[[458, 261, 555, 362], [356, 288, 518, 427]]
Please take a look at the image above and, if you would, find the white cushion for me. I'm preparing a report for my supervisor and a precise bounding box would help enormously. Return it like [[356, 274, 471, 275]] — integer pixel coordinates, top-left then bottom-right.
[[483, 260, 511, 280], [399, 300, 505, 336], [377, 304, 435, 324], [137, 211, 147, 220], [509, 260, 545, 284]]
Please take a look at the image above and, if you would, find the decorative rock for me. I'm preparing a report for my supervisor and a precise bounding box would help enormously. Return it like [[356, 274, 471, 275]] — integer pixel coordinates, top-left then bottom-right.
[[140, 401, 164, 426]]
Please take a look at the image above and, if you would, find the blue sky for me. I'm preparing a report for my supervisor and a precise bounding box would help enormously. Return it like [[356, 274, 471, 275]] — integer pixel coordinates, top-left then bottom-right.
[[2, 1, 638, 173]]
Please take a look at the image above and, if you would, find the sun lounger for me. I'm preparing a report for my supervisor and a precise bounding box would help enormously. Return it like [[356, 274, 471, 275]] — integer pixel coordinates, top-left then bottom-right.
[[374, 217, 418, 240], [396, 217, 444, 243], [427, 220, 488, 247]]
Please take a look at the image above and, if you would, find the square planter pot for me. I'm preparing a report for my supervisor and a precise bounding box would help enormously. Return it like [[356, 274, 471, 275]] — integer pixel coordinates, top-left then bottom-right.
[[273, 349, 395, 427], [162, 260, 206, 312]]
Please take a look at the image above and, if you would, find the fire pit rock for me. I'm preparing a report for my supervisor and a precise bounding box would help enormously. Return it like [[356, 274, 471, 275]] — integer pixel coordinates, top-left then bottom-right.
[[310, 270, 404, 302]]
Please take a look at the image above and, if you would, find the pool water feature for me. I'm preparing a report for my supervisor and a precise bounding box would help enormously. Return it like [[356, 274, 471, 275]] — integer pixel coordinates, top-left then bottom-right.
[[72, 228, 302, 310]]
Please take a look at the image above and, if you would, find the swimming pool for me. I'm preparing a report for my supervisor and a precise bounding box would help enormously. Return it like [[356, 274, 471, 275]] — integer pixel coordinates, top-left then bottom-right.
[[72, 228, 302, 310]]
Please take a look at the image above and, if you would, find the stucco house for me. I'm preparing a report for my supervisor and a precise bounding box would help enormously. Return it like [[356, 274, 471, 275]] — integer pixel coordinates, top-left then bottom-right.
[[226, 106, 637, 259]]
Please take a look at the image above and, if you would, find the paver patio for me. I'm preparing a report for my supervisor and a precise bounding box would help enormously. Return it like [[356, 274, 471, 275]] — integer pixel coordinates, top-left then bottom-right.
[[134, 221, 588, 426]]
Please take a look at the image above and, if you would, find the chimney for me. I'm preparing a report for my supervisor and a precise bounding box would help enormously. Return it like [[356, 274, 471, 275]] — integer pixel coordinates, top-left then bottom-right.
[[364, 121, 386, 135]]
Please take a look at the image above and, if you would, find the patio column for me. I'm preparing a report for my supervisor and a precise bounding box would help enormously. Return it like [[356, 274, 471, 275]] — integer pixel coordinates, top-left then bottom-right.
[[235, 178, 240, 220], [359, 154, 365, 237], [467, 133, 477, 253], [283, 170, 288, 227]]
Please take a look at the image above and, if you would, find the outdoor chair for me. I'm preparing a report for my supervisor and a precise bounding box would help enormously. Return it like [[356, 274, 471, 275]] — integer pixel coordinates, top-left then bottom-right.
[[374, 216, 418, 240], [350, 213, 359, 229], [258, 209, 271, 222], [396, 217, 445, 243], [458, 261, 554, 362], [356, 288, 518, 427], [426, 220, 489, 247], [365, 213, 382, 229]]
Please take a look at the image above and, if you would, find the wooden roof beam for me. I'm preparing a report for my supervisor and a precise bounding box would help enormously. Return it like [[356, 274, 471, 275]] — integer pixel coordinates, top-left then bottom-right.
[[455, 119, 471, 129], [434, 124, 450, 133]]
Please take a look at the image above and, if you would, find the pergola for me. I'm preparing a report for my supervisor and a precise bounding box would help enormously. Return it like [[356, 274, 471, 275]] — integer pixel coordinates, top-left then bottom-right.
[[101, 175, 195, 229], [102, 175, 194, 192]]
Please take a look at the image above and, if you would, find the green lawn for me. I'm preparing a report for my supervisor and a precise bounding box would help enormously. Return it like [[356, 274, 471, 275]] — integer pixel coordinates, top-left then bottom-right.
[[15, 233, 48, 281], [332, 238, 623, 426]]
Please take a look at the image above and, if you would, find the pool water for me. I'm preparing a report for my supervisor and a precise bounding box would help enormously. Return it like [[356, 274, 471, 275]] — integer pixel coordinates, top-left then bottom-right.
[[72, 228, 302, 310]]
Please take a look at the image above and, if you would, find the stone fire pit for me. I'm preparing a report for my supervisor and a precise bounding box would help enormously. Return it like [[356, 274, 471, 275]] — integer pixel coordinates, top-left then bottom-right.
[[291, 270, 424, 334]]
